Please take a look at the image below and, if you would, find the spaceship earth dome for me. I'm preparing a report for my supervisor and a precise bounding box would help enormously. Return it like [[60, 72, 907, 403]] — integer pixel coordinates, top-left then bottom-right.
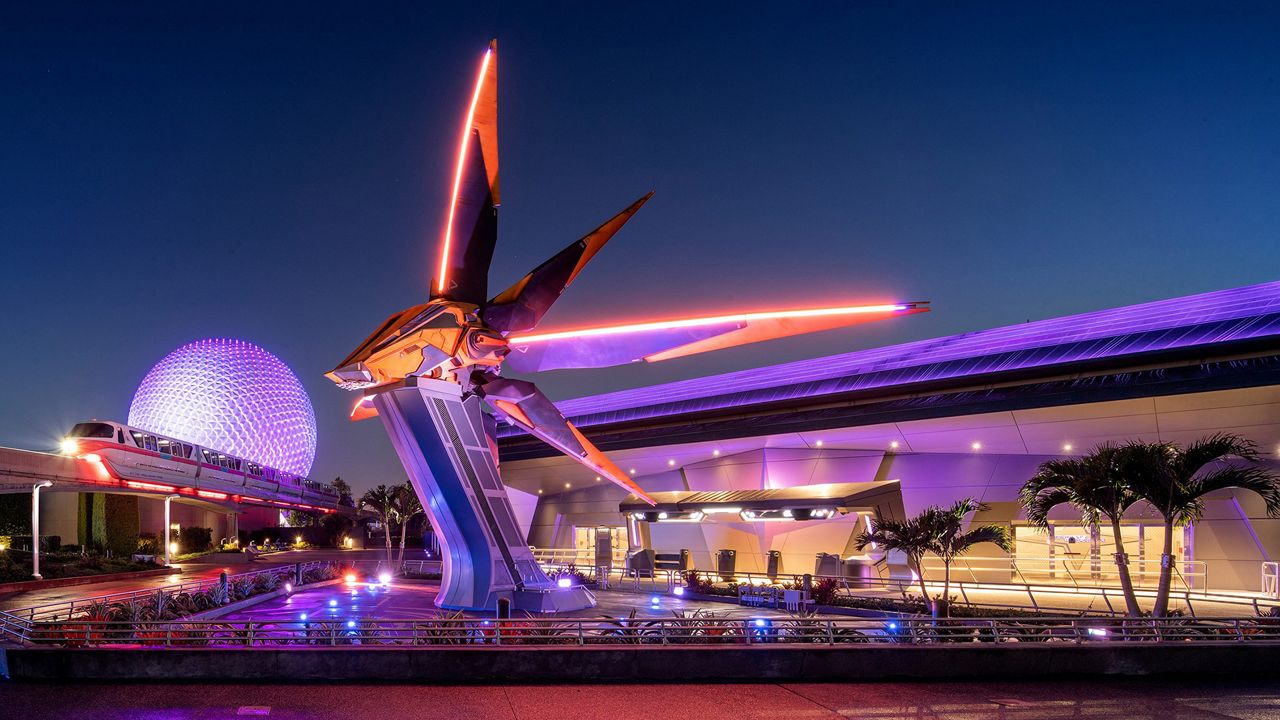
[[128, 338, 317, 476]]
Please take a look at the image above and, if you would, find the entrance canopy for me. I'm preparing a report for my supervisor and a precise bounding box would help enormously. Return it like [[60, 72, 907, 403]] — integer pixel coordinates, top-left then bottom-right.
[[618, 480, 899, 516]]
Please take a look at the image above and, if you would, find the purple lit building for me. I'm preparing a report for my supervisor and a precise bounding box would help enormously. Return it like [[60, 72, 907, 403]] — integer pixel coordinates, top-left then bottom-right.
[[498, 282, 1280, 593]]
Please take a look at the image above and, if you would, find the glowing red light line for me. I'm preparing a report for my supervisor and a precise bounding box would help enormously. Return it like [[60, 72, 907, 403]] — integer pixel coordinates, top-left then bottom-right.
[[197, 490, 229, 500], [436, 47, 493, 295], [510, 303, 910, 344], [125, 480, 178, 493]]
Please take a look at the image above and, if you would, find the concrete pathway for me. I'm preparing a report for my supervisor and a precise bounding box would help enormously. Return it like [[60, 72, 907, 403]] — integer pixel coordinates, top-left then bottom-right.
[[0, 677, 1276, 719]]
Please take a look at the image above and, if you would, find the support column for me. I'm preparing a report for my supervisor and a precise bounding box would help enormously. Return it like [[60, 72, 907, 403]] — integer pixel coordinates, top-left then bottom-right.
[[164, 494, 180, 566], [31, 481, 52, 579]]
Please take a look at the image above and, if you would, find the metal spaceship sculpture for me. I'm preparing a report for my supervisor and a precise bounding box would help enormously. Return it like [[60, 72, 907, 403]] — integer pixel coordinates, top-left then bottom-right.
[[326, 40, 928, 611]]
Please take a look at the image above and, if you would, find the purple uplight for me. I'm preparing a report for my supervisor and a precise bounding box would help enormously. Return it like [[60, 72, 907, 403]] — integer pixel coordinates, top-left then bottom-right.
[[128, 338, 317, 475]]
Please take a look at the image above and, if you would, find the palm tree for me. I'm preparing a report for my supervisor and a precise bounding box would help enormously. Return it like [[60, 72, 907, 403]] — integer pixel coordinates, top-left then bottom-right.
[[925, 498, 1011, 617], [1121, 435, 1280, 617], [329, 477, 354, 506], [360, 485, 399, 566], [1021, 444, 1143, 616], [855, 508, 937, 607], [393, 483, 424, 568]]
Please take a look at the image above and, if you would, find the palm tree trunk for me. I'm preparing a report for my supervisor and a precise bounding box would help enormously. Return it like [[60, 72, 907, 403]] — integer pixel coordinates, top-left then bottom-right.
[[1109, 517, 1141, 617], [383, 517, 393, 568], [914, 555, 931, 608], [941, 560, 951, 618], [1152, 518, 1176, 617], [397, 521, 408, 569]]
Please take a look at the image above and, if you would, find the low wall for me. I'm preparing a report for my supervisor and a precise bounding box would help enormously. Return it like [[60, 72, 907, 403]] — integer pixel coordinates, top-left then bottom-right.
[[4, 643, 1277, 681], [0, 567, 176, 596]]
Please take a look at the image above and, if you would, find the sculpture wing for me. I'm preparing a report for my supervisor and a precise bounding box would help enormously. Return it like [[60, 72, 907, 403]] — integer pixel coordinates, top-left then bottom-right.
[[476, 374, 656, 505], [432, 39, 500, 304], [504, 302, 929, 372], [483, 192, 653, 334]]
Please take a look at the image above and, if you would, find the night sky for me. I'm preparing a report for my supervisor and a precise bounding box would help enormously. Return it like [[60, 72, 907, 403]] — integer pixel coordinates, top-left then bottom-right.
[[3, 2, 1278, 495]]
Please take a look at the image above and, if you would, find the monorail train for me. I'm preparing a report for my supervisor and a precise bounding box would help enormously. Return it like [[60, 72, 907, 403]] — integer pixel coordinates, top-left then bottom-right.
[[59, 420, 342, 512]]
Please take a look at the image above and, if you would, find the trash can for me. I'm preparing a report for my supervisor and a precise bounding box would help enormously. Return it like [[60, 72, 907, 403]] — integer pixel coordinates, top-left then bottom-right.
[[766, 550, 782, 578], [815, 552, 842, 577], [842, 556, 875, 587], [628, 548, 655, 576], [715, 549, 736, 580]]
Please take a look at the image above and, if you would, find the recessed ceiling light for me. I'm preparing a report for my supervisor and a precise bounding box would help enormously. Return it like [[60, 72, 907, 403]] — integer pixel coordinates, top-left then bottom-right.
[[595, 476, 602, 482], [971, 442, 982, 451], [629, 468, 636, 475], [537, 489, 543, 494], [889, 441, 900, 449], [712, 449, 721, 456], [564, 482, 571, 489], [815, 440, 824, 447], [1062, 443, 1073, 452], [667, 459, 675, 466]]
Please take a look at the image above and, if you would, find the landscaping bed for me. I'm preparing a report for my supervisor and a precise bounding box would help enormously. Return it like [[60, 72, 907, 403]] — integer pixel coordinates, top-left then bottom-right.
[[21, 562, 351, 645], [0, 550, 159, 585]]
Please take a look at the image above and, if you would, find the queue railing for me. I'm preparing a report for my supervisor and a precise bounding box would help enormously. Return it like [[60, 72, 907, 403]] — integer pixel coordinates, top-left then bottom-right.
[[7, 615, 1280, 648]]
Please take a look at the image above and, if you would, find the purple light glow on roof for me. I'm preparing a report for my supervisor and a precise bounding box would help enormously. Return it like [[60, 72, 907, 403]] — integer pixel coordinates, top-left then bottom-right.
[[532, 282, 1280, 431], [128, 338, 317, 475]]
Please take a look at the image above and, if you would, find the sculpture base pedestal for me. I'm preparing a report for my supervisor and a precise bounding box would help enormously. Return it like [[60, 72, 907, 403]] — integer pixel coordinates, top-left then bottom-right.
[[512, 585, 597, 613]]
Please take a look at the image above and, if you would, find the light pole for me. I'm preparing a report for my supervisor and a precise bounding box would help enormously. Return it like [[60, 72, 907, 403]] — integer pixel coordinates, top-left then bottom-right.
[[164, 494, 181, 566], [31, 481, 53, 580]]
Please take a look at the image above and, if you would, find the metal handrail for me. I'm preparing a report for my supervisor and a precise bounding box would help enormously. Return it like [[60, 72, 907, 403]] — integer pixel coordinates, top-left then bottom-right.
[[9, 615, 1280, 648], [537, 562, 1277, 618]]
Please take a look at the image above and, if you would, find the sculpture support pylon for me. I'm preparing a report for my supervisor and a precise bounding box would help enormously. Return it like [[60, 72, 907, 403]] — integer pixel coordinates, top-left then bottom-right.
[[372, 377, 594, 611]]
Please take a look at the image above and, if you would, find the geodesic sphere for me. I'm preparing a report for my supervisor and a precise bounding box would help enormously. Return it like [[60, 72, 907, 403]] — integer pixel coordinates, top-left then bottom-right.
[[128, 338, 317, 476]]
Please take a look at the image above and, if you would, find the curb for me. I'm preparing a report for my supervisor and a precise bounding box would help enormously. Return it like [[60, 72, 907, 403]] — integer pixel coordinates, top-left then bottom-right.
[[4, 642, 1280, 681], [0, 567, 179, 597]]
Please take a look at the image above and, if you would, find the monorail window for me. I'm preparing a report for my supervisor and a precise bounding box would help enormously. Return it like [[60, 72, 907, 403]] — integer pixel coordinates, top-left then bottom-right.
[[157, 439, 172, 454], [68, 422, 115, 439], [181, 444, 193, 458], [201, 449, 213, 464], [131, 431, 145, 448], [144, 435, 157, 452]]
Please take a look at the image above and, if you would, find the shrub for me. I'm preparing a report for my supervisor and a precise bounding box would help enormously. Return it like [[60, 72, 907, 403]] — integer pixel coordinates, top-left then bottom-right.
[[683, 569, 716, 594], [178, 527, 213, 554], [103, 495, 138, 557], [136, 533, 161, 556], [229, 576, 255, 601]]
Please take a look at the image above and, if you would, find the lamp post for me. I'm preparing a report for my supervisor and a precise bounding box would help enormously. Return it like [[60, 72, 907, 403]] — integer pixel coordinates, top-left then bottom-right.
[[164, 494, 180, 566], [31, 481, 53, 580]]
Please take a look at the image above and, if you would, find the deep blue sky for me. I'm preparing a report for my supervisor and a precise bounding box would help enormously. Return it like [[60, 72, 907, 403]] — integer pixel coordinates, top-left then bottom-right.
[[3, 2, 1278, 494]]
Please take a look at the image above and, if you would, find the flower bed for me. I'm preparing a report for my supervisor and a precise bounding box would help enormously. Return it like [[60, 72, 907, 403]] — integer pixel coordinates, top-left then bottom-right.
[[28, 562, 349, 646]]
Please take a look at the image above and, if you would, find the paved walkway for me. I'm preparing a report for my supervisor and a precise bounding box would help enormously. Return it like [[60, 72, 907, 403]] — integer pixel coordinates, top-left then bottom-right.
[[0, 677, 1275, 719], [220, 579, 829, 623]]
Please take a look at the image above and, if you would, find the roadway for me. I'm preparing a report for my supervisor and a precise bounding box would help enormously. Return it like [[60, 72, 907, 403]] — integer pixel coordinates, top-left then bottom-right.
[[0, 677, 1275, 719], [0, 549, 392, 612]]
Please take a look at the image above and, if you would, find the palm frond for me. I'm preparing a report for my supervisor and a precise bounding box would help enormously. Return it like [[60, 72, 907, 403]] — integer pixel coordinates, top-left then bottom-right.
[[1189, 465, 1280, 517], [1179, 433, 1260, 476]]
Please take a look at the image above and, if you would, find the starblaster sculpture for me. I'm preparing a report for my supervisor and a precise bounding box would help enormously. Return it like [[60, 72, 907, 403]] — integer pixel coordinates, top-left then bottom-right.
[[327, 40, 928, 611]]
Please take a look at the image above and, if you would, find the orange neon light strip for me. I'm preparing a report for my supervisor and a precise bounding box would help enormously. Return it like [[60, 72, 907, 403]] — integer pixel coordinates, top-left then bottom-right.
[[197, 490, 229, 500], [510, 303, 911, 344], [436, 47, 494, 295]]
